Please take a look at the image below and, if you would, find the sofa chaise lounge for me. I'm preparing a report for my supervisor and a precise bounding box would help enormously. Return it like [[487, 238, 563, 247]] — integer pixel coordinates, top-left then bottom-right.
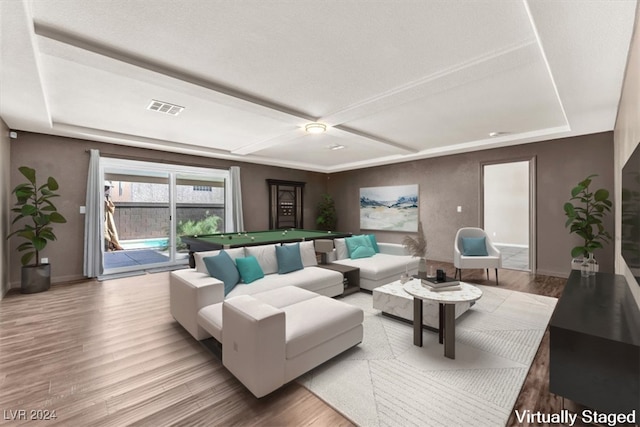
[[169, 241, 364, 397]]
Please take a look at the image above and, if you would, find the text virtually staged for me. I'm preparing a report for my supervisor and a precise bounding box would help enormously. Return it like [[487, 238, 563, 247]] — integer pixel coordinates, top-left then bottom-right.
[[514, 409, 637, 426]]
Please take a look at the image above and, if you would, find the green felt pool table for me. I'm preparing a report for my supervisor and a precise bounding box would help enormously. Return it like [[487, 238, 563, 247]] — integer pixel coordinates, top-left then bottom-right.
[[181, 229, 352, 267]]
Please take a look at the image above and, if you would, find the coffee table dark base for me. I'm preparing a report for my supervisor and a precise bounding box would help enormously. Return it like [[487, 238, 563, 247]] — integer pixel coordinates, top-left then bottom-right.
[[413, 298, 457, 359]]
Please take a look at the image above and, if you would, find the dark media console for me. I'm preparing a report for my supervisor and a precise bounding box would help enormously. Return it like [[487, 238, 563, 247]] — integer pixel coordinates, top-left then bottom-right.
[[549, 270, 640, 414]]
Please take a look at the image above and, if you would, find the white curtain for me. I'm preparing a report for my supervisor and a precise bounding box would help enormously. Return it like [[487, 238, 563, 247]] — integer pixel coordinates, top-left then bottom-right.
[[230, 166, 244, 232], [83, 149, 102, 277]]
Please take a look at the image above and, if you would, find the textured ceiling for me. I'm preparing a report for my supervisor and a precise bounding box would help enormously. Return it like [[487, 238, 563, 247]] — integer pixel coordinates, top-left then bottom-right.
[[0, 0, 636, 172]]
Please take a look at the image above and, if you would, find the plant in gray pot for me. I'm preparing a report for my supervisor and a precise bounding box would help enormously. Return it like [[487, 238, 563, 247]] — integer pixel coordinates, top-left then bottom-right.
[[8, 166, 67, 293], [563, 174, 612, 276]]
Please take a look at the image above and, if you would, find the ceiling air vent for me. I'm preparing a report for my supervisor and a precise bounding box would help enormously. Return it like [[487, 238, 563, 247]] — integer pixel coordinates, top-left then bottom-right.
[[147, 99, 184, 116]]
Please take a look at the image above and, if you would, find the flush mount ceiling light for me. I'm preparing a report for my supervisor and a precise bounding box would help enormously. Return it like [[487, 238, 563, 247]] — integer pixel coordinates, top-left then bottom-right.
[[147, 99, 185, 116], [489, 131, 510, 137], [305, 122, 327, 134]]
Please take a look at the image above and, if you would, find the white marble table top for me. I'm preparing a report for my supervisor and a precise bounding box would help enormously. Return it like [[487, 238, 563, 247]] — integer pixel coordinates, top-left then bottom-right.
[[403, 278, 482, 304]]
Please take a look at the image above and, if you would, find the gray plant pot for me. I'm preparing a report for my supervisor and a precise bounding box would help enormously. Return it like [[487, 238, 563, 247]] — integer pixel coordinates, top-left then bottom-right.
[[21, 264, 51, 294]]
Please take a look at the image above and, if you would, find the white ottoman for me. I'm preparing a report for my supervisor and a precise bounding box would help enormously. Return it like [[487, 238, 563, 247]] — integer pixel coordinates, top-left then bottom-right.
[[222, 286, 364, 398], [372, 280, 472, 328]]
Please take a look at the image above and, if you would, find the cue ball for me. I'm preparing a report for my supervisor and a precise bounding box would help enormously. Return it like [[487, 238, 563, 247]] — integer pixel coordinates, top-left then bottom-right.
[[282, 232, 285, 235], [251, 237, 255, 240]]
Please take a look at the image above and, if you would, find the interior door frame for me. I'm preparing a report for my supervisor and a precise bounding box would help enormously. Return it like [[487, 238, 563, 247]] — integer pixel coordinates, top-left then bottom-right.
[[480, 156, 537, 274]]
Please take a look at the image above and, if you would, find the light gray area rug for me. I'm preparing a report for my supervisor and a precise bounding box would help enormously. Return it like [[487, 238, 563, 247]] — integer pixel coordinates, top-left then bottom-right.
[[298, 285, 557, 427]]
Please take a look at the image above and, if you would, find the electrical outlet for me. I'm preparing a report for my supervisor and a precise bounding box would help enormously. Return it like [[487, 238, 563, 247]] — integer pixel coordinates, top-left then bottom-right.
[[41, 257, 49, 264]]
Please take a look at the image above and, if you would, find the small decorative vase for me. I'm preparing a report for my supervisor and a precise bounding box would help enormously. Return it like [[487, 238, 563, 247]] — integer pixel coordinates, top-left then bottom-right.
[[580, 258, 590, 278], [417, 257, 427, 279], [586, 253, 598, 276]]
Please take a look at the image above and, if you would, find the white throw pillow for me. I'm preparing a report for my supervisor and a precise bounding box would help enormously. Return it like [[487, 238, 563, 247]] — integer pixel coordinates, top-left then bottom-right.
[[245, 244, 279, 275], [285, 241, 317, 267], [334, 238, 348, 260], [194, 247, 244, 274]]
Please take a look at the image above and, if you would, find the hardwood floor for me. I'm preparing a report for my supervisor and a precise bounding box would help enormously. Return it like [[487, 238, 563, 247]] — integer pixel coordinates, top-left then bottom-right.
[[0, 264, 565, 426]]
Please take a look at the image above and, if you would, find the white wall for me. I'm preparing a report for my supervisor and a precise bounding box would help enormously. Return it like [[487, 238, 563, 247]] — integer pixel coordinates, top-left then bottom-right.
[[483, 161, 529, 246], [614, 4, 640, 308], [0, 119, 10, 299]]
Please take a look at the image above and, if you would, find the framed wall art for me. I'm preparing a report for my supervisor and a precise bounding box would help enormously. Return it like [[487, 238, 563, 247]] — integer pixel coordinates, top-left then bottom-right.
[[360, 184, 418, 231]]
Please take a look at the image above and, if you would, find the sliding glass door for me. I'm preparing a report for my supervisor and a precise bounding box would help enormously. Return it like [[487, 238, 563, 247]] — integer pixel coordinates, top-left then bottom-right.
[[100, 158, 230, 277]]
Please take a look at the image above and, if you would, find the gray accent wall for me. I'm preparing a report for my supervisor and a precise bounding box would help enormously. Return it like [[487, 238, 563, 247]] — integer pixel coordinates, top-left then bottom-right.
[[328, 132, 614, 278], [4, 129, 616, 288]]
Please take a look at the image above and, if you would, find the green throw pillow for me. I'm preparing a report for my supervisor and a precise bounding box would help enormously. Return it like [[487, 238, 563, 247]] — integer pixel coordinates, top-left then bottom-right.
[[276, 243, 304, 274], [203, 250, 240, 295], [367, 234, 380, 253], [461, 237, 488, 256], [235, 256, 265, 284], [351, 245, 376, 259], [345, 235, 373, 258]]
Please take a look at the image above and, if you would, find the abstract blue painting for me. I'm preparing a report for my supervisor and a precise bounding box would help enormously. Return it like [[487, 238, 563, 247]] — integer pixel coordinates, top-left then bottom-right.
[[360, 184, 419, 231]]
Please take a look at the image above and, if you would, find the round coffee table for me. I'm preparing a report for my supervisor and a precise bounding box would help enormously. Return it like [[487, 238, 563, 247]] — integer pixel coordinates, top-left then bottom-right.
[[404, 279, 482, 359]]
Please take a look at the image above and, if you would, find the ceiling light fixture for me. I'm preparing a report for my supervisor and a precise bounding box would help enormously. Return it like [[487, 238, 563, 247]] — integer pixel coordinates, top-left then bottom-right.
[[305, 122, 327, 134], [489, 131, 510, 137]]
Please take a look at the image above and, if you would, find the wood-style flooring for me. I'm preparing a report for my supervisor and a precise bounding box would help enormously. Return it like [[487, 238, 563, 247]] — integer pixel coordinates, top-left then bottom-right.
[[0, 264, 566, 426]]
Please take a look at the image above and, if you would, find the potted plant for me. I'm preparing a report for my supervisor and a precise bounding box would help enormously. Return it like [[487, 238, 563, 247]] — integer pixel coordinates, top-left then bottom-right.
[[402, 221, 427, 278], [563, 174, 612, 275], [316, 193, 337, 231], [8, 166, 67, 293]]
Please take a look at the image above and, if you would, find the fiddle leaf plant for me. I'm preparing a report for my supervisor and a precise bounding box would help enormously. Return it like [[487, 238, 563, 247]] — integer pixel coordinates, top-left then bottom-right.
[[563, 174, 612, 258], [8, 166, 67, 266]]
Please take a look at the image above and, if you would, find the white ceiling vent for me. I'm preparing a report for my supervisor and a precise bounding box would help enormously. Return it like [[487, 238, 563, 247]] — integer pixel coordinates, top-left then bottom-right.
[[147, 99, 184, 116]]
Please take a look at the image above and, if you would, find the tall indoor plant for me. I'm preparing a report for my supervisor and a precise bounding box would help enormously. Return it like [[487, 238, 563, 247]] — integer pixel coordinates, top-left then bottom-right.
[[563, 174, 612, 274], [8, 166, 67, 293], [316, 193, 337, 231]]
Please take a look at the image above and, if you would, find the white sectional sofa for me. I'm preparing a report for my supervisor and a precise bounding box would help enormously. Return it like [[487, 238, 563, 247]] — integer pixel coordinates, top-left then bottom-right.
[[170, 241, 344, 341], [169, 241, 364, 397], [329, 239, 420, 291]]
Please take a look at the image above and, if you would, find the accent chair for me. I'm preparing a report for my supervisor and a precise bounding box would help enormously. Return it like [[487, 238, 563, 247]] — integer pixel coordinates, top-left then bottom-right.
[[453, 227, 502, 285]]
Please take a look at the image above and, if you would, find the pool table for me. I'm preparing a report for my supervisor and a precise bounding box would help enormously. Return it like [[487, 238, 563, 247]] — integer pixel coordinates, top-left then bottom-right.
[[181, 229, 352, 268]]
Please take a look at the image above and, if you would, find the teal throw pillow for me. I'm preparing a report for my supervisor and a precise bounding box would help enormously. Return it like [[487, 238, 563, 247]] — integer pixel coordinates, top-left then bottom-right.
[[351, 245, 376, 259], [345, 235, 373, 258], [203, 250, 240, 295], [461, 237, 488, 256], [236, 256, 265, 284], [367, 234, 380, 253], [276, 243, 304, 274]]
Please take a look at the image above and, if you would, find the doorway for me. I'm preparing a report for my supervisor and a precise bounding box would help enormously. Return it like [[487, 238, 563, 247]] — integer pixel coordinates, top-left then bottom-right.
[[481, 158, 536, 273], [100, 158, 230, 277]]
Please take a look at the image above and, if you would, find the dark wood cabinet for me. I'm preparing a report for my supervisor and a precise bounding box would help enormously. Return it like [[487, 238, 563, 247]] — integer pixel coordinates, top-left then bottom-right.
[[267, 179, 304, 230], [549, 271, 640, 414]]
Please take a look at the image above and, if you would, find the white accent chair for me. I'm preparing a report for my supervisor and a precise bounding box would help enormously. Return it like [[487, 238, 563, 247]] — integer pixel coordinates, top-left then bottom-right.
[[453, 227, 502, 285]]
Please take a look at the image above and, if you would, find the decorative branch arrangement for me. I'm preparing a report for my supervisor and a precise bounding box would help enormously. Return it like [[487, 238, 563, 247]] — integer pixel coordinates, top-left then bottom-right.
[[402, 221, 427, 258]]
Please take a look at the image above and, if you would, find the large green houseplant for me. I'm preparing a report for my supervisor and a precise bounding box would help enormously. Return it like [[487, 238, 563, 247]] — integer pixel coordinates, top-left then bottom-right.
[[8, 166, 67, 293], [316, 193, 337, 231], [563, 174, 612, 271]]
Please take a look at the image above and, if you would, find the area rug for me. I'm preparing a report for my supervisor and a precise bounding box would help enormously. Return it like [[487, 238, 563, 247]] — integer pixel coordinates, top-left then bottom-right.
[[297, 285, 557, 427]]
